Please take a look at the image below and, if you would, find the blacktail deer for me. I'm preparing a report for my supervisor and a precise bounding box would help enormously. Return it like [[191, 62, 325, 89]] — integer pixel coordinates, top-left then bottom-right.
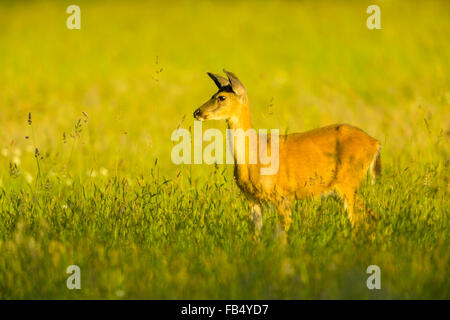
[[193, 70, 381, 243]]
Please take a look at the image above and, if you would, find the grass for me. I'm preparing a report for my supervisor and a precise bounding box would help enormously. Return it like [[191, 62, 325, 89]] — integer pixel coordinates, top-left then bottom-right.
[[0, 0, 448, 299]]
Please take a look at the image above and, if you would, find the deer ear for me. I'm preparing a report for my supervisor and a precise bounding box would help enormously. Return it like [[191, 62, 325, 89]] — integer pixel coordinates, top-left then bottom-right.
[[223, 69, 246, 96], [207, 72, 230, 89]]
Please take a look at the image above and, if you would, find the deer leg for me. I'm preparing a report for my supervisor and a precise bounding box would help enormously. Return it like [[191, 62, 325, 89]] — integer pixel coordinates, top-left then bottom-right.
[[275, 200, 292, 245], [354, 192, 379, 222], [335, 185, 358, 226], [337, 183, 377, 226], [250, 203, 263, 237]]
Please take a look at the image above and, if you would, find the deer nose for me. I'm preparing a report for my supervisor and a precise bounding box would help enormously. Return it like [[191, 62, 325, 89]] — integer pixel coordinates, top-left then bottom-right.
[[193, 109, 201, 119]]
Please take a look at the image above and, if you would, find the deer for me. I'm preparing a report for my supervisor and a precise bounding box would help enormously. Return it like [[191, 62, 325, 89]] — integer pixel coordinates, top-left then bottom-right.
[[193, 69, 381, 243]]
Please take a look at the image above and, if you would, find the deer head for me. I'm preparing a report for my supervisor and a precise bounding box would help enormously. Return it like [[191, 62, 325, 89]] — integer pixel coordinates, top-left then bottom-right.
[[193, 70, 249, 124]]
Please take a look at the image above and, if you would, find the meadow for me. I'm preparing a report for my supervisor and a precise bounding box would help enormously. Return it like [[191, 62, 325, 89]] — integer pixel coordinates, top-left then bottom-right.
[[0, 0, 448, 299]]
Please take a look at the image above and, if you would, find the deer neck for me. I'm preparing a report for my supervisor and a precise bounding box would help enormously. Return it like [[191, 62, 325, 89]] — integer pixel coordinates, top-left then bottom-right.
[[226, 104, 252, 132], [226, 104, 256, 183]]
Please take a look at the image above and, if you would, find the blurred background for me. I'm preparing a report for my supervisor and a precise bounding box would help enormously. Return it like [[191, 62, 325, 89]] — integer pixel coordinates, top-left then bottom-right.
[[0, 0, 448, 182]]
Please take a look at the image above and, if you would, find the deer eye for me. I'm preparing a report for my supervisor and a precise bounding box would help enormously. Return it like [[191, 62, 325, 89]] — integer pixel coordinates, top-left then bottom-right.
[[218, 95, 226, 101]]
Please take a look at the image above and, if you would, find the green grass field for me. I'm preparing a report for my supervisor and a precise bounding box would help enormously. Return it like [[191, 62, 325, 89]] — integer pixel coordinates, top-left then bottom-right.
[[0, 0, 448, 299]]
